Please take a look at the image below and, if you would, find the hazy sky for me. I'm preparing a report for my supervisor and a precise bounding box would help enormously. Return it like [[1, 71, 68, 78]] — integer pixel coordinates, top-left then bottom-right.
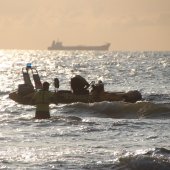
[[0, 0, 170, 50]]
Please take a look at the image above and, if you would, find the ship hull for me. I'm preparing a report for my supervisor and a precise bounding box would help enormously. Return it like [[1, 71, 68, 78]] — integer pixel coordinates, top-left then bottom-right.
[[48, 42, 110, 51]]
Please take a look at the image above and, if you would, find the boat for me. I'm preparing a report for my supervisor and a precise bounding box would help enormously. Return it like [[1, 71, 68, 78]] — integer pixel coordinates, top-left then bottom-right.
[[9, 65, 142, 105], [48, 41, 110, 51], [9, 89, 142, 106]]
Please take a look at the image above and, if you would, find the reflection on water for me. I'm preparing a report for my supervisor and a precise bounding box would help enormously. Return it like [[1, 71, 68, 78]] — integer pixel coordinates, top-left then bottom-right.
[[0, 50, 169, 169]]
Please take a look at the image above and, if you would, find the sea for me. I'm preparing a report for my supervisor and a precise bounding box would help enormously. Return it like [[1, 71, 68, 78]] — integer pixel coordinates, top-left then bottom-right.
[[0, 50, 170, 170]]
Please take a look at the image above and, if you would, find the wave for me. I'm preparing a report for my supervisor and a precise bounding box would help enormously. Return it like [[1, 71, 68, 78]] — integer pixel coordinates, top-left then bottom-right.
[[67, 101, 170, 119], [114, 148, 170, 170], [144, 93, 170, 104], [0, 91, 10, 95], [80, 147, 170, 170]]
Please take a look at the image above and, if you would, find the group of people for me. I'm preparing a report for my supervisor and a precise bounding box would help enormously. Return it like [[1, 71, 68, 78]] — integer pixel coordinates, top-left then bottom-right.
[[32, 75, 104, 119]]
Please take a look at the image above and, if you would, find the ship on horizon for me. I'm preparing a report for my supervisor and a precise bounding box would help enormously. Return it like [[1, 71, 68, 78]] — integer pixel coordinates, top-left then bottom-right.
[[48, 40, 110, 51]]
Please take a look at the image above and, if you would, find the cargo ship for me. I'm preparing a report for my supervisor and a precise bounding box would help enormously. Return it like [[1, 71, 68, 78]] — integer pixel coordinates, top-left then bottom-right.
[[48, 40, 110, 51]]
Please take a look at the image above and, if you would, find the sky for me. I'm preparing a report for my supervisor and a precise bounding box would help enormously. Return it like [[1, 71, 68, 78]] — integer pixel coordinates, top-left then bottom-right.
[[0, 0, 170, 51]]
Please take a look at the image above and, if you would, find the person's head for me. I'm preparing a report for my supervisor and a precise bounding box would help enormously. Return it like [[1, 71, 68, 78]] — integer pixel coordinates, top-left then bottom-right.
[[42, 82, 50, 91], [98, 80, 103, 84]]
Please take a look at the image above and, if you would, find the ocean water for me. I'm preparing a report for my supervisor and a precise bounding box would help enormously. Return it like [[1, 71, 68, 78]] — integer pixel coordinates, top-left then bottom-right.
[[0, 50, 170, 169]]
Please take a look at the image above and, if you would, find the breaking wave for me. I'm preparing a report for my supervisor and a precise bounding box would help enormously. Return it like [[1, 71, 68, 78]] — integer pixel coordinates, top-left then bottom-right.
[[113, 148, 170, 170], [67, 101, 170, 119], [81, 148, 170, 170]]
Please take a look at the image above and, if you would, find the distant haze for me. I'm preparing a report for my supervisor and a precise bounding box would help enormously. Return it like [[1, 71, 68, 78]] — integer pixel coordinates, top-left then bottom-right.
[[0, 0, 169, 51]]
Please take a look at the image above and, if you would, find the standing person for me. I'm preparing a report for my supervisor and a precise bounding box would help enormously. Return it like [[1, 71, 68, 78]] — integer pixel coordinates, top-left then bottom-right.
[[32, 82, 54, 119]]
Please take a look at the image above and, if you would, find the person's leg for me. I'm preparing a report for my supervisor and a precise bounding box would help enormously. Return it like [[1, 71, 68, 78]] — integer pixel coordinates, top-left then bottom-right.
[[35, 111, 50, 119]]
